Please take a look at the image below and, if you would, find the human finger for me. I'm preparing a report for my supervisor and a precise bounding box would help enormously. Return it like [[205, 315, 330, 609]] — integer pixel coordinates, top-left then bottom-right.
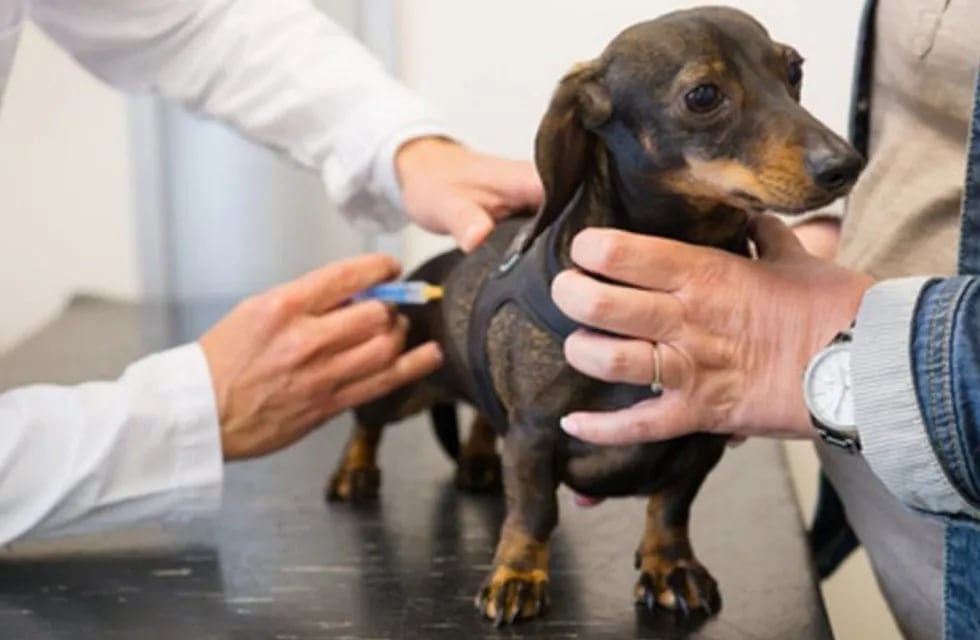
[[310, 315, 410, 389], [284, 254, 401, 315], [559, 395, 698, 446], [303, 300, 396, 357], [563, 329, 680, 388], [483, 158, 544, 211], [552, 270, 682, 342], [749, 214, 806, 260], [569, 228, 711, 291], [446, 199, 496, 253], [323, 341, 444, 414]]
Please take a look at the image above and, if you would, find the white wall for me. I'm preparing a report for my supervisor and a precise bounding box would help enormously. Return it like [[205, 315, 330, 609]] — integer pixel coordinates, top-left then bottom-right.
[[396, 0, 864, 266], [395, 2, 901, 638], [0, 24, 136, 351]]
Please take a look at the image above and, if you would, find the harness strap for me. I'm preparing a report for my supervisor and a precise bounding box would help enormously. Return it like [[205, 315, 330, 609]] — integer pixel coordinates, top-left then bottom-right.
[[466, 201, 580, 433]]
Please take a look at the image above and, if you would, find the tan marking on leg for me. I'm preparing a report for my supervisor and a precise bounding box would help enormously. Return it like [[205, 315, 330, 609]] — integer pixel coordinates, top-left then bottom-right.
[[478, 522, 550, 624], [634, 495, 719, 615], [326, 423, 382, 502]]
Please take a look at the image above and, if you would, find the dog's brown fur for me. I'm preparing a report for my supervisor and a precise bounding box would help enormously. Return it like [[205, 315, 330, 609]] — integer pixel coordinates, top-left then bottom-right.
[[327, 7, 863, 626]]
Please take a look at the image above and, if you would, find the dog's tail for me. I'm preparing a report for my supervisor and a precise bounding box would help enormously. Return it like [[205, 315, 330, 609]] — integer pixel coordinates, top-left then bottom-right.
[[430, 402, 460, 461]]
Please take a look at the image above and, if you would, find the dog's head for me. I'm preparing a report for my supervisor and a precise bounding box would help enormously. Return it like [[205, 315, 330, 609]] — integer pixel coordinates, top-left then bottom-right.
[[528, 7, 863, 240]]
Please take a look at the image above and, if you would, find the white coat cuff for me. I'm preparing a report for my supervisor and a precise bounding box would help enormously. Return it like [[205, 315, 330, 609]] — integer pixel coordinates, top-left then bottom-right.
[[321, 77, 451, 232], [135, 343, 224, 522]]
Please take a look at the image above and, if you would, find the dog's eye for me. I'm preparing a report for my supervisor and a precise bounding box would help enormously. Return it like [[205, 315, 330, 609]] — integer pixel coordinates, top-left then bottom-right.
[[788, 60, 803, 87], [684, 84, 723, 114]]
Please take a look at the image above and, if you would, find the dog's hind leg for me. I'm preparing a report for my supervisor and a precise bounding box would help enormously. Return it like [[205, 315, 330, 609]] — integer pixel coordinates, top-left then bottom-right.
[[633, 439, 725, 617], [326, 422, 383, 503], [476, 426, 557, 625], [455, 414, 502, 493]]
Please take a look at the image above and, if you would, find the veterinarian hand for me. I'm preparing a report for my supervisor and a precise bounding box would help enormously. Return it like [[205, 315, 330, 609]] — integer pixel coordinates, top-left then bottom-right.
[[200, 254, 443, 460], [551, 215, 873, 446], [396, 137, 543, 252]]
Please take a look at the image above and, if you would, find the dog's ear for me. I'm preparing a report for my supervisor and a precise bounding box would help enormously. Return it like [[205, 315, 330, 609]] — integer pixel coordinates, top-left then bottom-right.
[[518, 61, 611, 252]]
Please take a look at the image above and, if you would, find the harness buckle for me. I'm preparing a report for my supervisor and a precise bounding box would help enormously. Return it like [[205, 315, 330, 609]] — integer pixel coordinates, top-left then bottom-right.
[[496, 226, 532, 276]]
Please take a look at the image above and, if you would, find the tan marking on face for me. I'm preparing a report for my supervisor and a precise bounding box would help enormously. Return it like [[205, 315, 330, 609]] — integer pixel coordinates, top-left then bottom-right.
[[675, 61, 725, 89], [661, 157, 768, 202], [659, 139, 818, 212], [753, 140, 814, 207]]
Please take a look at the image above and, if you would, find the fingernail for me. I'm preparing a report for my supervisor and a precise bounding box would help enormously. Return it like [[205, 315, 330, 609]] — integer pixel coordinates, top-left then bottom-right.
[[462, 221, 491, 251], [560, 416, 578, 435], [425, 341, 445, 365]]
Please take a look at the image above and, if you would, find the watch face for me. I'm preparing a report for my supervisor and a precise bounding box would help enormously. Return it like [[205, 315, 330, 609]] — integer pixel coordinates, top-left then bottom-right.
[[804, 345, 855, 429]]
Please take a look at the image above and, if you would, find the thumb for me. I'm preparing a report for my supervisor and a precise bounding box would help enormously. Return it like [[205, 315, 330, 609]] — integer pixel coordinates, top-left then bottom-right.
[[496, 160, 544, 212], [749, 214, 805, 260], [447, 200, 495, 253]]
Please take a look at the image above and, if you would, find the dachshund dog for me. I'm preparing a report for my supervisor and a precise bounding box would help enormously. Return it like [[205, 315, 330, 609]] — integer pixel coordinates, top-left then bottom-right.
[[326, 6, 863, 626]]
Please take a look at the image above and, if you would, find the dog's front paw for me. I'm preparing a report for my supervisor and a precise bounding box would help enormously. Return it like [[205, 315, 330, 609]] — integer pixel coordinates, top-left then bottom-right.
[[475, 566, 549, 626], [634, 556, 720, 618], [455, 453, 502, 493], [325, 466, 380, 503]]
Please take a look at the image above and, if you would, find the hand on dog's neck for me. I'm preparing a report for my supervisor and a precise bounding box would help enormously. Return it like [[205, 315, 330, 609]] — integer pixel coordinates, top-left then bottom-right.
[[554, 147, 751, 268]]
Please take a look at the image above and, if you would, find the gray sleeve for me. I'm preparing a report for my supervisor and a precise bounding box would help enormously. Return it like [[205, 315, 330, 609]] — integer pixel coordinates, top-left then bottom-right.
[[852, 278, 980, 518]]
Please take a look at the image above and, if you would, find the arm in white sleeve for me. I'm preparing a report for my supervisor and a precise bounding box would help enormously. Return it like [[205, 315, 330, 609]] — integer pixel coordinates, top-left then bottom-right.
[[0, 344, 223, 546], [30, 0, 451, 231]]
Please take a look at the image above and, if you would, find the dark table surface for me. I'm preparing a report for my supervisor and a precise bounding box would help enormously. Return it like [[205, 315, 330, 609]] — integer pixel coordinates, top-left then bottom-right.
[[0, 296, 831, 640]]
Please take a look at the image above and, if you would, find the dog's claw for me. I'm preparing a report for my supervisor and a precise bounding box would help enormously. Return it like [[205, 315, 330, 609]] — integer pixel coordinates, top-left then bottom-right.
[[667, 568, 691, 618], [326, 466, 380, 503], [634, 560, 720, 619], [700, 595, 715, 616], [477, 569, 549, 625], [534, 583, 550, 617], [492, 606, 506, 627]]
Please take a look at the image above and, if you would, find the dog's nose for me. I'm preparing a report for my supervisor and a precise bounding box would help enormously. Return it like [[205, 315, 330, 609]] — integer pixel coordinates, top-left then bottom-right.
[[805, 144, 864, 192]]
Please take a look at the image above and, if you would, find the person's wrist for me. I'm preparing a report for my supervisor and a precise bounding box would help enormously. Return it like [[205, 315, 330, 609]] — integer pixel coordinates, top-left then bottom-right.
[[394, 136, 458, 187], [795, 269, 874, 440], [748, 267, 873, 440], [816, 269, 875, 352]]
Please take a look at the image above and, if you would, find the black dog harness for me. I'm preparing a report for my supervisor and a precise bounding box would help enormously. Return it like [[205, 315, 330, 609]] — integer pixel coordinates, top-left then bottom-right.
[[465, 198, 581, 433]]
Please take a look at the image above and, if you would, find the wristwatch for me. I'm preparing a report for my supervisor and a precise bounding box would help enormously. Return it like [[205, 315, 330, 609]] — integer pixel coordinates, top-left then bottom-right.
[[802, 326, 860, 453]]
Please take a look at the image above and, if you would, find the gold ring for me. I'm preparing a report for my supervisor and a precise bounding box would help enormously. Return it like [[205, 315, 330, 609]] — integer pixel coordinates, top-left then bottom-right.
[[650, 342, 663, 398]]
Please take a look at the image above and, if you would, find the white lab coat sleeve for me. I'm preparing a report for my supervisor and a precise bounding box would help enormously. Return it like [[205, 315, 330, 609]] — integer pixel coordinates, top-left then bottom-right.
[[30, 0, 451, 231], [0, 343, 223, 546]]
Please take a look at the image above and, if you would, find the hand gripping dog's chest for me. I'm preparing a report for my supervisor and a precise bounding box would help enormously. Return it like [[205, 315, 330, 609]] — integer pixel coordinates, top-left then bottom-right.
[[465, 211, 579, 434]]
